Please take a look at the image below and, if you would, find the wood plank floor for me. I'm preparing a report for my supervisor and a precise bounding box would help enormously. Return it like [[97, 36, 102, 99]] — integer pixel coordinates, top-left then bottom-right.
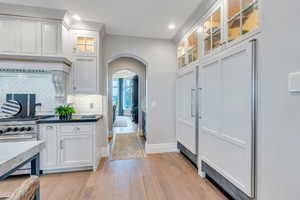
[[0, 153, 228, 200]]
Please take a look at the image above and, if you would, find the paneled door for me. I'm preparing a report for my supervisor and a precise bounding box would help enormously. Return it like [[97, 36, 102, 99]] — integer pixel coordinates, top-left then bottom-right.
[[60, 134, 93, 167], [200, 40, 256, 197], [73, 57, 98, 94], [176, 66, 197, 154]]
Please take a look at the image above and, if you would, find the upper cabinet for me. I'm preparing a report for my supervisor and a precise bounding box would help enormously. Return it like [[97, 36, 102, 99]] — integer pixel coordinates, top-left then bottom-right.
[[71, 28, 102, 94], [177, 0, 259, 69], [203, 7, 222, 55], [73, 32, 98, 57], [0, 16, 72, 59], [227, 0, 259, 42], [187, 31, 199, 64], [177, 41, 186, 68]]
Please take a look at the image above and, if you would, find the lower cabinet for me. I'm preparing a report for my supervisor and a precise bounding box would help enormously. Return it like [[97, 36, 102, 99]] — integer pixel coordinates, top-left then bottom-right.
[[60, 134, 93, 167], [39, 123, 95, 172]]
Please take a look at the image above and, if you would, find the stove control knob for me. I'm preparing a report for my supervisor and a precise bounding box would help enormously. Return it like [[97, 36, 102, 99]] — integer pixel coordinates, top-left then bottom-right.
[[0, 130, 4, 134], [13, 127, 18, 132], [20, 127, 25, 132], [6, 128, 12, 132], [26, 127, 33, 131]]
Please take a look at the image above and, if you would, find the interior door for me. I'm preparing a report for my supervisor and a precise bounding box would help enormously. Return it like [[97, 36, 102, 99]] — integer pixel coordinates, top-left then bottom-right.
[[176, 67, 197, 154], [200, 41, 256, 197]]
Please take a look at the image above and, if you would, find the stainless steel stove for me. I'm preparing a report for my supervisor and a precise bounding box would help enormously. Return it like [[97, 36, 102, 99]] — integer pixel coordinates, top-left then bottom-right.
[[0, 120, 38, 175], [0, 120, 38, 142]]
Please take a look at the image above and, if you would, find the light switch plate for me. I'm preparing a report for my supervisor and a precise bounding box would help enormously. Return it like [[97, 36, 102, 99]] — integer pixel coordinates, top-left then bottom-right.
[[288, 72, 300, 92]]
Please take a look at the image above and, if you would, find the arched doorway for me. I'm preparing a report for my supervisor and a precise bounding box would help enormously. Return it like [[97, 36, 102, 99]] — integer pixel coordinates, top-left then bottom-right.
[[107, 56, 147, 160]]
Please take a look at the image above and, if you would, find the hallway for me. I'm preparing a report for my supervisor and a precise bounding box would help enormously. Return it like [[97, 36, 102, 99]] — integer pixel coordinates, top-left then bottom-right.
[[111, 116, 146, 161]]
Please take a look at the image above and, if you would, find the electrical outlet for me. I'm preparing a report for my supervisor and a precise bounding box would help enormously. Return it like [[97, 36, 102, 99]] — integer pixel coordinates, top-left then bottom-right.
[[90, 103, 94, 109]]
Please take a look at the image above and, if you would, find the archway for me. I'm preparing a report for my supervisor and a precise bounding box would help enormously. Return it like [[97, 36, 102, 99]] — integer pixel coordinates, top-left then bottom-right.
[[107, 56, 147, 160]]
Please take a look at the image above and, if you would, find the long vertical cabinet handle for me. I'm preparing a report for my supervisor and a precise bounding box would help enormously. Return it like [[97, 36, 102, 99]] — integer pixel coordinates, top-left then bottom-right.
[[60, 140, 64, 150], [198, 88, 202, 119], [191, 89, 196, 117], [250, 38, 257, 198]]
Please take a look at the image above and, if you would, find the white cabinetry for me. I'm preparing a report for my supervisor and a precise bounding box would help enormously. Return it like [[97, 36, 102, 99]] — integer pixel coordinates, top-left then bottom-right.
[[72, 30, 100, 94], [60, 134, 93, 167], [176, 66, 197, 155], [39, 122, 97, 173], [20, 21, 41, 55], [41, 23, 60, 55], [0, 18, 19, 53], [0, 16, 71, 58], [40, 125, 58, 170], [73, 57, 98, 94]]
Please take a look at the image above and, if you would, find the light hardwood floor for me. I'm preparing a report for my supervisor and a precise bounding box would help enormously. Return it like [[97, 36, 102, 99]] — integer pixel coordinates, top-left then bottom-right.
[[0, 153, 228, 200]]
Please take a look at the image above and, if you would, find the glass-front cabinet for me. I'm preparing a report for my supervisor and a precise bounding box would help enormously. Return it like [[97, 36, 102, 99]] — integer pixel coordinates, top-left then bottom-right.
[[227, 0, 259, 42], [177, 41, 186, 68], [203, 7, 222, 55], [177, 0, 259, 69], [187, 31, 199, 64], [73, 33, 98, 56]]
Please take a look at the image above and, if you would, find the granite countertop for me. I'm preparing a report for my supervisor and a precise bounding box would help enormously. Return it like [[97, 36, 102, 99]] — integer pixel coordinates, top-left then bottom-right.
[[37, 115, 103, 124], [0, 141, 45, 177]]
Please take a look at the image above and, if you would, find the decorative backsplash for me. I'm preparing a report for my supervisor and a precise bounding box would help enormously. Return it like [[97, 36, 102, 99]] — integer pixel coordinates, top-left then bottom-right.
[[0, 72, 56, 116], [67, 95, 103, 115]]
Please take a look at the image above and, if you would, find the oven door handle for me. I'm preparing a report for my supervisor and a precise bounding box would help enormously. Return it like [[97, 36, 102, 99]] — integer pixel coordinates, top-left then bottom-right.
[[0, 135, 36, 141]]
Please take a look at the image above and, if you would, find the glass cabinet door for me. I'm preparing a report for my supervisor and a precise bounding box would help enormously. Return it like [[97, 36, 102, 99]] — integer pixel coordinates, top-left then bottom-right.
[[177, 41, 186, 68], [74, 34, 97, 56], [203, 7, 222, 55], [187, 31, 199, 64], [227, 0, 259, 42]]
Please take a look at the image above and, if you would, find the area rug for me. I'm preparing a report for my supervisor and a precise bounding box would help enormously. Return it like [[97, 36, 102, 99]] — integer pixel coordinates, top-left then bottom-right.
[[113, 118, 128, 127], [112, 133, 146, 161]]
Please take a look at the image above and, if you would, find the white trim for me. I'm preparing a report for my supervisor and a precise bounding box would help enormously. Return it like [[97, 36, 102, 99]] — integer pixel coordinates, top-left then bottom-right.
[[145, 142, 179, 154]]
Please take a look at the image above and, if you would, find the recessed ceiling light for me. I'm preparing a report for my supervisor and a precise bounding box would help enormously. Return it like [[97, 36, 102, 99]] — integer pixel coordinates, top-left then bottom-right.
[[168, 24, 176, 30], [72, 14, 81, 21]]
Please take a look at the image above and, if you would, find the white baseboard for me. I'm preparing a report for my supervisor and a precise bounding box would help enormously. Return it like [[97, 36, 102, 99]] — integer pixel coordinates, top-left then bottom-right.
[[145, 142, 179, 154], [100, 146, 109, 157]]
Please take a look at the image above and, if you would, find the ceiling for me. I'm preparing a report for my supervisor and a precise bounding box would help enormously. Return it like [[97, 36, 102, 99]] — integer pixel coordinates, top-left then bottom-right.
[[0, 0, 203, 39]]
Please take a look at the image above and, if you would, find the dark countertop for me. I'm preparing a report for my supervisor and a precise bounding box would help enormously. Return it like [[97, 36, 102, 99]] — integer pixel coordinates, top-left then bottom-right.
[[37, 115, 103, 124], [0, 115, 103, 123]]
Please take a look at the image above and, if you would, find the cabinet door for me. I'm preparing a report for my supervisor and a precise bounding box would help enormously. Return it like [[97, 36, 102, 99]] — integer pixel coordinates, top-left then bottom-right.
[[42, 23, 60, 55], [0, 18, 19, 53], [40, 125, 59, 170], [73, 33, 98, 56], [20, 21, 41, 55], [60, 134, 93, 167], [176, 67, 197, 154], [73, 57, 98, 94]]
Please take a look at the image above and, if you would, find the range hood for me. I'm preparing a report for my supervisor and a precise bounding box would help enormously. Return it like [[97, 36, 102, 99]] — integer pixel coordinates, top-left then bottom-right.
[[0, 54, 72, 106]]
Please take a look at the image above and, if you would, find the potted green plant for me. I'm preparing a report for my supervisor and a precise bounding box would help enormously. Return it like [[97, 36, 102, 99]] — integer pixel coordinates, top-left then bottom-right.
[[55, 105, 76, 120]]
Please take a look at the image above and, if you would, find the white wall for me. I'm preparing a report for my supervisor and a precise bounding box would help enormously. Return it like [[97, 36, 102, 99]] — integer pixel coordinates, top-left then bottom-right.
[[257, 1, 300, 199], [103, 35, 177, 145], [108, 57, 146, 131]]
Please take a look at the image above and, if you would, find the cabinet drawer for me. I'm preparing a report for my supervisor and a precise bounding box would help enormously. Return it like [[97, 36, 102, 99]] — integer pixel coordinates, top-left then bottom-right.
[[59, 124, 93, 134]]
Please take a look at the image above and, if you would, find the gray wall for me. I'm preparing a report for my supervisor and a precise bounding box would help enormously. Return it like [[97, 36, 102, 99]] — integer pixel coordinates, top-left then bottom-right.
[[107, 57, 146, 133], [257, 0, 300, 199], [175, 0, 300, 199], [103, 35, 177, 145]]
